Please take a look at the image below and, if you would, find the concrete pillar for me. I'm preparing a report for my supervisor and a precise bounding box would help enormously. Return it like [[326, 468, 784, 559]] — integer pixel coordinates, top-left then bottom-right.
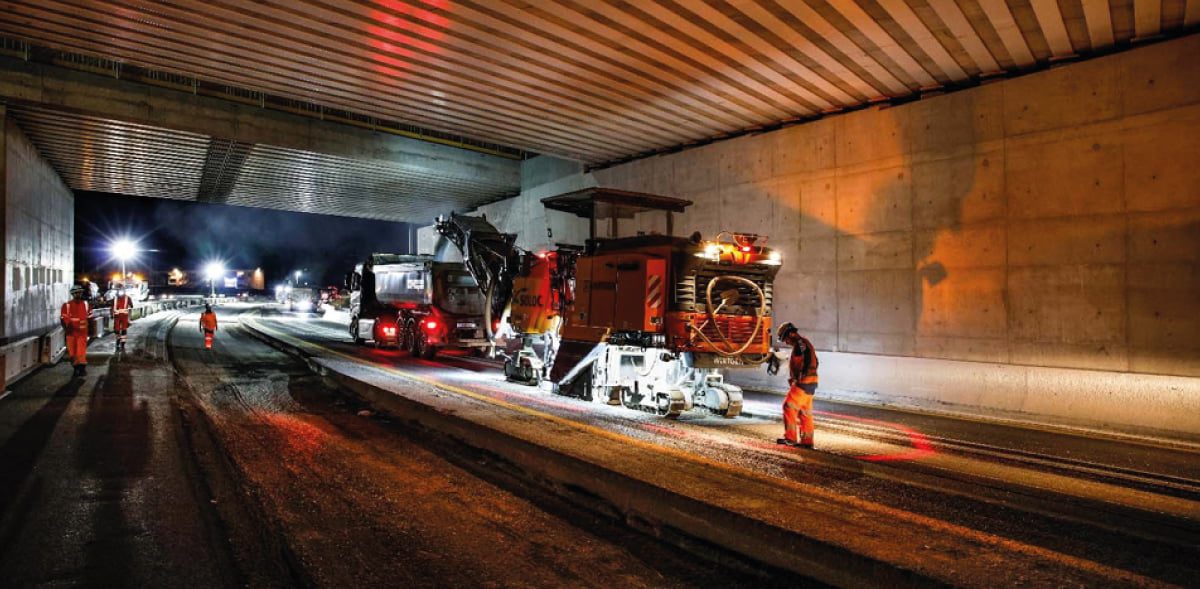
[[0, 104, 7, 394], [0, 105, 75, 386]]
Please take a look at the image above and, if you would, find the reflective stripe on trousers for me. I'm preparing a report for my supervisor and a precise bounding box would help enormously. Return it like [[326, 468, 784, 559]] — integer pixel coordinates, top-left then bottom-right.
[[66, 333, 88, 366], [782, 384, 816, 444]]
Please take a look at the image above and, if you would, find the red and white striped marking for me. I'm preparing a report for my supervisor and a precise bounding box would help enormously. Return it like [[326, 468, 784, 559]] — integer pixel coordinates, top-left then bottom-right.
[[646, 274, 663, 310]]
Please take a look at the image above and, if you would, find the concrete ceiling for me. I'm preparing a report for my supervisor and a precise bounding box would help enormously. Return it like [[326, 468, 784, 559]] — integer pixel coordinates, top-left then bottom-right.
[[6, 102, 518, 221], [2, 0, 1195, 166]]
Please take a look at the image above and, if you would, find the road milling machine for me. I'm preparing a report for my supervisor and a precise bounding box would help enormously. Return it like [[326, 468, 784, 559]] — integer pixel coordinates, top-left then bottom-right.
[[434, 213, 578, 384], [436, 188, 782, 417]]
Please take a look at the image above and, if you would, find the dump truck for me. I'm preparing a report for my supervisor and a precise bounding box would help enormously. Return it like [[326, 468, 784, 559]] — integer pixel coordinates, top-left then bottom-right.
[[346, 254, 490, 358], [435, 188, 782, 417]]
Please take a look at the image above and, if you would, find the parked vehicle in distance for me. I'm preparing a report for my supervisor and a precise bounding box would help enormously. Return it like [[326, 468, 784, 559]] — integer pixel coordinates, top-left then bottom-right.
[[346, 254, 490, 358], [287, 286, 320, 313]]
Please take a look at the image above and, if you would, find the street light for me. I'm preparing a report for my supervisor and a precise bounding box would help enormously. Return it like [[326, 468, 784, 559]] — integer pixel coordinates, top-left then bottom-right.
[[204, 261, 225, 299], [110, 238, 137, 284]]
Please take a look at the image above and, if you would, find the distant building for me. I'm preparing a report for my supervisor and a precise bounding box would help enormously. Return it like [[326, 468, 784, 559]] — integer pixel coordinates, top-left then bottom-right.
[[142, 267, 267, 290]]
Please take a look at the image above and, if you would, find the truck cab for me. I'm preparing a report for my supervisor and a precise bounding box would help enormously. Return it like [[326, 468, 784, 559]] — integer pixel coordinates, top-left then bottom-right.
[[346, 254, 489, 358]]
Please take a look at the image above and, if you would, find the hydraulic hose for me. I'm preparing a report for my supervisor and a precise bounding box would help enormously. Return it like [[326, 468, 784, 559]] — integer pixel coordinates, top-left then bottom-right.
[[483, 280, 498, 343], [687, 275, 767, 358]]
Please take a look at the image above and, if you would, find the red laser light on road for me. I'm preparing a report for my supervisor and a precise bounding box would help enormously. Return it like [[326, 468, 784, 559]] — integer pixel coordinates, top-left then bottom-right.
[[816, 410, 935, 462]]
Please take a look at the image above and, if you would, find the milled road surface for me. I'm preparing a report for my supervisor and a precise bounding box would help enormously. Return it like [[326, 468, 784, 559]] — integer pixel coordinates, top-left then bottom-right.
[[251, 306, 1200, 586], [4, 302, 1198, 587], [0, 306, 793, 588], [0, 311, 244, 588], [166, 305, 783, 588]]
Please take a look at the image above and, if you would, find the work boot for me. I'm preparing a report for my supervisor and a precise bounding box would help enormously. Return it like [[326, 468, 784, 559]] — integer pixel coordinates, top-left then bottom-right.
[[776, 438, 797, 446]]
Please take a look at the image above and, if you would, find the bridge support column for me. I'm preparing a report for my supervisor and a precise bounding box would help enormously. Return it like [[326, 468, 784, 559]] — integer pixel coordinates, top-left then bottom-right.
[[0, 105, 75, 389]]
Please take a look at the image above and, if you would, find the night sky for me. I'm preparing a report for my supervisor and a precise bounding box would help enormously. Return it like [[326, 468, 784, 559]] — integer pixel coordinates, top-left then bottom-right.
[[74, 192, 416, 288]]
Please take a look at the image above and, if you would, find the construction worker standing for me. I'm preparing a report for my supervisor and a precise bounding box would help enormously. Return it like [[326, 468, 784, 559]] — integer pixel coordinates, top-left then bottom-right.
[[61, 286, 91, 376], [774, 322, 818, 448], [112, 287, 134, 351], [199, 304, 218, 350]]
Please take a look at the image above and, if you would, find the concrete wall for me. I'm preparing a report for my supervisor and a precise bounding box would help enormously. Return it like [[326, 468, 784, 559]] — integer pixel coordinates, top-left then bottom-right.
[[441, 36, 1200, 437], [418, 155, 592, 256], [2, 109, 74, 341], [585, 34, 1200, 437]]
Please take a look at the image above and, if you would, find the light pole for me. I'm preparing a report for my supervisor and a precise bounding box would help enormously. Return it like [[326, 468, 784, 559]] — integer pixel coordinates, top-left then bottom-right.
[[205, 262, 225, 299], [111, 238, 137, 285]]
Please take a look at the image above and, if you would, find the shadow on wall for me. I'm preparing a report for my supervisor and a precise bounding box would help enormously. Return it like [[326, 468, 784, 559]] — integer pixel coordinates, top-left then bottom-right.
[[623, 92, 992, 362], [546, 44, 1200, 377], [816, 94, 989, 360]]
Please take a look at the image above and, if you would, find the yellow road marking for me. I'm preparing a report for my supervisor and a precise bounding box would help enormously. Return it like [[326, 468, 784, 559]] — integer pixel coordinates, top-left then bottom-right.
[[245, 317, 1173, 586]]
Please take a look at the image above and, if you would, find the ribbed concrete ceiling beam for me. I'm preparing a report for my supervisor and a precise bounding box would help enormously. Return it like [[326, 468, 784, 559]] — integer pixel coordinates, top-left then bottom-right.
[[1028, 0, 1078, 57], [825, 0, 940, 88], [874, 0, 968, 80], [1134, 0, 1164, 38], [975, 0, 1038, 66], [0, 56, 520, 189], [1081, 0, 1118, 47], [0, 1, 626, 158], [924, 0, 1003, 75], [2, 0, 1194, 167]]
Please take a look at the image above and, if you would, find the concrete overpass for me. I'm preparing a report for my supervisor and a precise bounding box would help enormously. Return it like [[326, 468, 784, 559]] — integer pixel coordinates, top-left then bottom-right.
[[0, 54, 522, 221], [0, 2, 1199, 586], [0, 0, 1196, 433]]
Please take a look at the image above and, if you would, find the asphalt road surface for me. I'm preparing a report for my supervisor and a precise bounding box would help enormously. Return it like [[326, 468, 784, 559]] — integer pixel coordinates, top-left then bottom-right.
[[2, 303, 1197, 587], [0, 304, 796, 588], [250, 305, 1200, 587]]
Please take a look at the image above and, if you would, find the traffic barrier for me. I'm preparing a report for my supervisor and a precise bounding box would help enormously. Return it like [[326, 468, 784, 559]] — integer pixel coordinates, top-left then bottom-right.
[[1, 297, 226, 392], [89, 296, 230, 337]]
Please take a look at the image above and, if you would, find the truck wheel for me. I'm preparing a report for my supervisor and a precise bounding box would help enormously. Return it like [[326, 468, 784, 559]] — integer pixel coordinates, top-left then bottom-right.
[[411, 330, 424, 357], [401, 323, 415, 353], [421, 342, 438, 360], [413, 332, 438, 360]]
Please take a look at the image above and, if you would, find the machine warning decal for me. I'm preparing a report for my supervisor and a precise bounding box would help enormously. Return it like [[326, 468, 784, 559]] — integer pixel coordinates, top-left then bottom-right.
[[647, 274, 663, 310]]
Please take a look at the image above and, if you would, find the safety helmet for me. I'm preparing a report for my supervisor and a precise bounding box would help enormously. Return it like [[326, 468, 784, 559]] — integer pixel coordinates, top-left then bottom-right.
[[776, 321, 798, 341]]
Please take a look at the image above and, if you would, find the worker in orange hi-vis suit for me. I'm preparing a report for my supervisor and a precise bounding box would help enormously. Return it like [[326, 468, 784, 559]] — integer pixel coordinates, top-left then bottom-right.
[[199, 304, 218, 350], [112, 287, 134, 351], [774, 322, 818, 449], [61, 285, 91, 376]]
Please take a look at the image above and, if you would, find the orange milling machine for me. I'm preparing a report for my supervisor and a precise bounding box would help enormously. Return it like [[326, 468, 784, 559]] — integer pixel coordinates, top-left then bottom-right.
[[437, 188, 783, 417], [545, 189, 781, 417]]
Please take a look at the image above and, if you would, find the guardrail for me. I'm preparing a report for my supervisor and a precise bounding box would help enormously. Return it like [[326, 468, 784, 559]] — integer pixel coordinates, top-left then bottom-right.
[[1, 296, 232, 392], [87, 296, 219, 337]]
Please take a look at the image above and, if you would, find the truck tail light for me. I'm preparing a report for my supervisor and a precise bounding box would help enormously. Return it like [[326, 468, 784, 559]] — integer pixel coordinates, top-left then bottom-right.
[[423, 320, 439, 332]]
